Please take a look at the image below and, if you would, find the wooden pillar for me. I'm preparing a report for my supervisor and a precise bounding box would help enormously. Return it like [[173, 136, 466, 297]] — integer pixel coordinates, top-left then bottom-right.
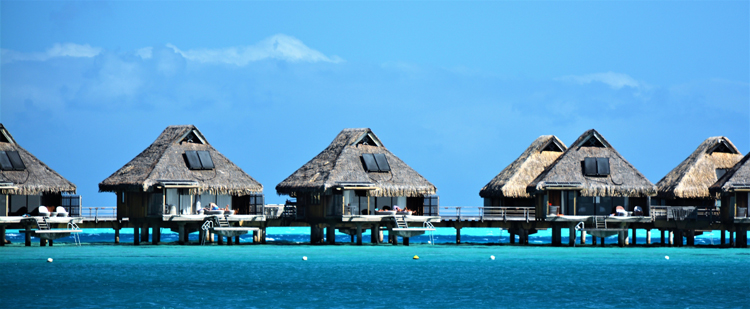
[[600, 237, 605, 247], [581, 231, 587, 245], [631, 228, 637, 245], [592, 235, 597, 245], [261, 227, 267, 244], [524, 229, 530, 245], [218, 234, 224, 245], [0, 225, 5, 246], [721, 229, 726, 246], [675, 230, 683, 247], [404, 237, 410, 246], [730, 230, 735, 247], [253, 230, 259, 243], [40, 238, 47, 247], [661, 230, 666, 246], [618, 232, 624, 247], [133, 224, 140, 246], [178, 224, 185, 245], [114, 228, 120, 244], [669, 230, 674, 246], [310, 226, 317, 244], [686, 230, 695, 246], [141, 224, 149, 242], [370, 225, 378, 244], [646, 229, 651, 245], [510, 232, 516, 244], [327, 226, 336, 244], [227, 236, 233, 246], [235, 235, 240, 245], [49, 239, 53, 246], [152, 224, 160, 245], [350, 234, 354, 243], [456, 227, 461, 244], [356, 224, 363, 246], [569, 226, 576, 246]]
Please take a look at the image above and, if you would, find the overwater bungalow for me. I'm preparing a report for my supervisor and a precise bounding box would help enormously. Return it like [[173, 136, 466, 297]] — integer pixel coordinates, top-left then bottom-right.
[[0, 124, 77, 216], [480, 135, 566, 207], [0, 124, 78, 245], [710, 153, 750, 241], [528, 129, 656, 218], [276, 128, 438, 245], [655, 137, 742, 208], [99, 125, 263, 244]]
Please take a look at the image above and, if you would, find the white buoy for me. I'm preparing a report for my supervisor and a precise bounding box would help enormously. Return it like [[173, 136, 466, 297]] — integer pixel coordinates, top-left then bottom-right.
[[490, 255, 495, 260], [427, 241, 431, 244], [665, 256, 669, 260], [47, 258, 53, 263], [302, 256, 307, 261]]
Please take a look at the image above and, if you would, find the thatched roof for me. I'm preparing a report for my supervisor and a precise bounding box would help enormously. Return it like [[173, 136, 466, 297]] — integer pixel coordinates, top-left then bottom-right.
[[528, 129, 656, 197], [99, 125, 262, 195], [0, 124, 76, 195], [480, 135, 566, 198], [710, 152, 750, 196], [276, 128, 436, 197], [656, 137, 742, 199]]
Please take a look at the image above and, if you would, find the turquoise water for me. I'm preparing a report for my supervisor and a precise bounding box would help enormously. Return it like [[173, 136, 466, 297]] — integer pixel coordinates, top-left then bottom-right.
[[1, 229, 749, 308]]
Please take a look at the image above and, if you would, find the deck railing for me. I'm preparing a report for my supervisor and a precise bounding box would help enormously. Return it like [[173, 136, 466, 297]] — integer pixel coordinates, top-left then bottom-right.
[[81, 207, 117, 220], [440, 206, 535, 222], [650, 206, 720, 222]]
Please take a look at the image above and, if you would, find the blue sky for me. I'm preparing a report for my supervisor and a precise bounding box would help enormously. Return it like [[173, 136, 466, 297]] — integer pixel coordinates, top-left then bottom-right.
[[1, 1, 748, 207]]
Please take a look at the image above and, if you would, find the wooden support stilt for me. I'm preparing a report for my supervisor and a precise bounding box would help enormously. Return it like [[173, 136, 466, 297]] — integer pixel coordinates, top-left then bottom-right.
[[327, 226, 335, 244], [661, 230, 666, 246], [133, 224, 140, 246], [49, 239, 53, 246], [569, 226, 576, 246], [142, 224, 149, 242], [404, 237, 410, 246], [721, 229, 726, 246], [370, 225, 378, 244], [669, 230, 674, 246], [178, 224, 185, 245], [218, 234, 224, 245], [646, 229, 651, 245], [114, 228, 120, 244], [235, 235, 240, 245], [618, 232, 624, 247], [510, 232, 516, 244], [456, 227, 461, 244], [152, 225, 160, 245], [0, 226, 5, 246], [227, 236, 233, 246], [592, 235, 597, 245], [687, 230, 695, 246], [730, 230, 735, 247], [356, 224, 362, 246], [631, 228, 637, 245], [40, 238, 47, 247], [261, 227, 267, 244], [581, 231, 587, 245], [601, 237, 605, 247]]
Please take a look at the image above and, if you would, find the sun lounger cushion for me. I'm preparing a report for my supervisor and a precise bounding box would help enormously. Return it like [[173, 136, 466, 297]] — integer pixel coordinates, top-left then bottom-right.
[[56, 206, 69, 217]]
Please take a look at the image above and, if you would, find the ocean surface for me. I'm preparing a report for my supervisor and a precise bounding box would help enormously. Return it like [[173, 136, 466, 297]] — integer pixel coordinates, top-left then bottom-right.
[[1, 228, 749, 308]]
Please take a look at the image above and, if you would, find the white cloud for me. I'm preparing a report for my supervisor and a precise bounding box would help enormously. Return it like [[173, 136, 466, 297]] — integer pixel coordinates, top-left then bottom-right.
[[557, 71, 641, 89], [1, 43, 102, 63], [167, 34, 343, 66], [136, 47, 153, 59]]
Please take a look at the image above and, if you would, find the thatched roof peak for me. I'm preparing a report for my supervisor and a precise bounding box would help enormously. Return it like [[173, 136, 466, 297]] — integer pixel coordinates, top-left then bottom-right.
[[0, 123, 76, 195], [528, 129, 656, 197], [480, 135, 566, 198], [656, 136, 742, 199], [99, 125, 262, 195], [276, 128, 436, 197], [710, 152, 750, 196]]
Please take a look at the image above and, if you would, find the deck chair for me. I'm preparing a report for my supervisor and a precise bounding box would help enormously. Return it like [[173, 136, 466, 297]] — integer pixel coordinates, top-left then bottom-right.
[[56, 206, 69, 217], [37, 206, 51, 217]]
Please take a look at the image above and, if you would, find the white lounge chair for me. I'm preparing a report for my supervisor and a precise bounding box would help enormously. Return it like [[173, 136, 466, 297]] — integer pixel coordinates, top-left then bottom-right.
[[38, 206, 51, 217], [56, 206, 69, 217]]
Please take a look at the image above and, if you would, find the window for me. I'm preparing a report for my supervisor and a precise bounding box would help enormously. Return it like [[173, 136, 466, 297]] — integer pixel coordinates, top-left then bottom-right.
[[185, 151, 214, 170], [583, 157, 610, 176], [0, 151, 25, 171], [362, 153, 391, 172]]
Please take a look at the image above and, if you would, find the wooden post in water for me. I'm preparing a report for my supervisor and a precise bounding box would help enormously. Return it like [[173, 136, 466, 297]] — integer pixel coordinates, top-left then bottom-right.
[[261, 227, 267, 244], [404, 237, 410, 246], [631, 228, 637, 245], [227, 236, 233, 245], [581, 231, 587, 245], [152, 224, 160, 245], [0, 226, 5, 246], [370, 225, 378, 244], [730, 230, 735, 247], [669, 230, 674, 246], [253, 230, 259, 243], [40, 238, 47, 247], [133, 223, 140, 246], [49, 239, 53, 246], [686, 230, 695, 246], [569, 226, 576, 246], [235, 236, 240, 245], [178, 223, 185, 245], [356, 224, 362, 246], [327, 226, 336, 244], [592, 235, 597, 245], [646, 229, 651, 245], [661, 230, 666, 246], [114, 228, 120, 244], [142, 224, 149, 242], [455, 227, 461, 244], [600, 237, 605, 247], [510, 231, 516, 244], [721, 229, 726, 246], [618, 232, 624, 247]]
